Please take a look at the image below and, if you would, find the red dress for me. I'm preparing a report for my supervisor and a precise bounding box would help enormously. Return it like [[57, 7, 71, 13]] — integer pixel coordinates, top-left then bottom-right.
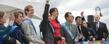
[[50, 19, 61, 37]]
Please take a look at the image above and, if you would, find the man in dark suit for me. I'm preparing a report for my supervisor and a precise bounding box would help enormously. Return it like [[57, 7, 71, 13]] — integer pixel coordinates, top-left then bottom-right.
[[94, 15, 108, 40], [40, 0, 54, 44]]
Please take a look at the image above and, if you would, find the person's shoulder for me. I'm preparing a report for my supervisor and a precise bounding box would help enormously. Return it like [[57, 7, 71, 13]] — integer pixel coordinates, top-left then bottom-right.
[[100, 22, 106, 25], [21, 19, 31, 26], [23, 19, 31, 23], [61, 22, 66, 26], [72, 24, 77, 26]]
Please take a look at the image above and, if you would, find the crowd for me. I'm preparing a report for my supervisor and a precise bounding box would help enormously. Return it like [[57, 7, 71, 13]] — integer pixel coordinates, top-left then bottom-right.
[[0, 0, 108, 44]]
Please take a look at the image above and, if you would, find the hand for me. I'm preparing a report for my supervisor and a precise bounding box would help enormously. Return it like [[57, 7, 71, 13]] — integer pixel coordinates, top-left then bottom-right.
[[74, 38, 78, 42], [16, 40, 21, 44], [79, 35, 84, 39], [61, 37, 65, 40], [93, 38, 95, 41], [29, 42, 33, 44], [81, 11, 84, 16], [102, 38, 105, 41], [39, 40, 45, 44], [103, 32, 106, 38]]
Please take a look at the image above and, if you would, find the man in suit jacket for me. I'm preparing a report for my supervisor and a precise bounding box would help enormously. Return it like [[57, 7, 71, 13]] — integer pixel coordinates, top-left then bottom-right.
[[40, 0, 54, 44], [22, 5, 45, 44], [61, 12, 80, 44], [94, 15, 108, 40]]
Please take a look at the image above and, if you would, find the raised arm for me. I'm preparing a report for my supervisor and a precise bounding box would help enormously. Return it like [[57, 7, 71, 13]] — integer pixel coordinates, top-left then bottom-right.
[[42, 0, 50, 22]]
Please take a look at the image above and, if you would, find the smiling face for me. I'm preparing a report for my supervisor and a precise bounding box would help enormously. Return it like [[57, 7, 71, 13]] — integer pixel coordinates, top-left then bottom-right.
[[14, 12, 24, 24], [28, 7, 34, 17], [82, 21, 87, 28], [50, 8, 59, 19], [94, 15, 100, 22], [67, 15, 74, 23], [65, 12, 74, 23], [24, 5, 34, 18], [75, 16, 82, 25], [17, 13, 23, 23], [52, 9, 59, 19]]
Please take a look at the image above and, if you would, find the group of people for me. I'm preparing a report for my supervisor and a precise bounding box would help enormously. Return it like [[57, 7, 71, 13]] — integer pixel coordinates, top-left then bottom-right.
[[0, 0, 108, 44]]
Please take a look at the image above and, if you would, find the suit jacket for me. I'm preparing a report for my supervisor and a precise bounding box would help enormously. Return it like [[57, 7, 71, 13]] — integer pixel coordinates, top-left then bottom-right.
[[61, 22, 80, 44], [0, 24, 12, 44], [81, 27, 90, 41], [9, 22, 27, 44], [40, 4, 54, 44], [22, 18, 41, 44], [94, 22, 108, 40]]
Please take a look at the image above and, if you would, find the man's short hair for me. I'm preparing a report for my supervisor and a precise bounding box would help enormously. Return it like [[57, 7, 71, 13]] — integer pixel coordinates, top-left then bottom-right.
[[64, 12, 74, 20], [75, 16, 81, 21], [24, 5, 33, 15], [14, 11, 24, 18]]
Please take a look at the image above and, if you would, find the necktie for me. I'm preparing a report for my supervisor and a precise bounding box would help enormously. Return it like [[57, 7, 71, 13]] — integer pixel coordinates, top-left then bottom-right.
[[96, 22, 99, 31], [65, 23, 74, 39], [28, 19, 37, 34]]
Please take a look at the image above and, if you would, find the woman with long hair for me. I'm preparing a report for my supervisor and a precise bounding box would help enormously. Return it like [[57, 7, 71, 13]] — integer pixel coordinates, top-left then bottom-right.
[[49, 8, 65, 44]]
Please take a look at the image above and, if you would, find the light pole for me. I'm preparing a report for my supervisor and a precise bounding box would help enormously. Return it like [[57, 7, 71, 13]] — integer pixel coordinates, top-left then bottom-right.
[[95, 6, 102, 17]]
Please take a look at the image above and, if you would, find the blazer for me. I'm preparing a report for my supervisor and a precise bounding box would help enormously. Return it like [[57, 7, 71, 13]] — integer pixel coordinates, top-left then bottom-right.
[[94, 22, 108, 40], [40, 4, 54, 44], [61, 22, 80, 44], [9, 22, 27, 44], [22, 18, 41, 44], [81, 27, 90, 41]]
